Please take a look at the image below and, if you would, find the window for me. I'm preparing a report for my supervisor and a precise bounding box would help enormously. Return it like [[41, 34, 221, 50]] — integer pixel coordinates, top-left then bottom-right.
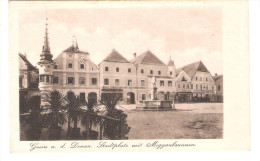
[[183, 84, 185, 88], [141, 80, 145, 86], [92, 78, 97, 85], [53, 76, 59, 84], [218, 85, 221, 90], [105, 67, 109, 71], [206, 77, 208, 81], [67, 77, 74, 84], [46, 75, 50, 83], [196, 84, 198, 90], [200, 77, 202, 81], [196, 77, 198, 81], [158, 71, 161, 75], [115, 79, 120, 86], [104, 79, 109, 85], [142, 94, 146, 101], [170, 71, 172, 75], [19, 76, 23, 87], [128, 80, 132, 86], [181, 76, 187, 81], [68, 63, 73, 68], [187, 84, 189, 89], [128, 68, 131, 73], [206, 85, 208, 90], [191, 84, 193, 89], [178, 84, 180, 88], [79, 77, 85, 85], [39, 75, 44, 82], [168, 81, 172, 87], [141, 69, 144, 74], [212, 86, 214, 90], [54, 65, 58, 69], [200, 85, 203, 90], [116, 67, 119, 72], [80, 64, 85, 69], [150, 70, 153, 74], [160, 81, 164, 87]]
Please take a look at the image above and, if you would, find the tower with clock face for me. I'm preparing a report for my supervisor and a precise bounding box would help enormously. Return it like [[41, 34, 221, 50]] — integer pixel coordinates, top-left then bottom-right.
[[37, 18, 54, 108]]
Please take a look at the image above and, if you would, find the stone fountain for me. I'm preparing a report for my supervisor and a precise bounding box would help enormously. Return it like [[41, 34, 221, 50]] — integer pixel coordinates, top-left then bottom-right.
[[138, 77, 175, 110]]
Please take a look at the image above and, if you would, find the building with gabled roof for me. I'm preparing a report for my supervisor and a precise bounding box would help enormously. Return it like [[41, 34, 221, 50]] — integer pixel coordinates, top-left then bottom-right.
[[19, 53, 40, 113], [175, 60, 217, 102], [99, 49, 137, 104], [51, 39, 100, 104], [212, 74, 223, 102]]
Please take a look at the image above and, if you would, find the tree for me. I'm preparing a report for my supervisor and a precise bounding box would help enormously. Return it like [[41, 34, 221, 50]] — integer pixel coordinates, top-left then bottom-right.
[[99, 93, 130, 140], [67, 94, 82, 139], [42, 90, 67, 140]]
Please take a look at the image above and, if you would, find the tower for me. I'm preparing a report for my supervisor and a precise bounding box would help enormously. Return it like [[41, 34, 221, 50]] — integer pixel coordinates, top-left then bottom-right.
[[168, 56, 176, 79], [37, 18, 54, 108]]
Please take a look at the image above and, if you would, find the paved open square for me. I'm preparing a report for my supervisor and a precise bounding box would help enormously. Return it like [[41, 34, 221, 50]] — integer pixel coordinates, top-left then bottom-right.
[[123, 103, 223, 139]]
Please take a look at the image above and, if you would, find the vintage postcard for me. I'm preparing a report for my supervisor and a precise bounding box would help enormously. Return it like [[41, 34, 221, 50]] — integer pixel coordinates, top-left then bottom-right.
[[9, 1, 250, 152]]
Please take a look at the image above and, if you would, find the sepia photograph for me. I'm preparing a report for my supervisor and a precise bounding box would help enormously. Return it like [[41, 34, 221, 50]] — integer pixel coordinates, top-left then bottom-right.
[[18, 5, 223, 141], [8, 1, 251, 153]]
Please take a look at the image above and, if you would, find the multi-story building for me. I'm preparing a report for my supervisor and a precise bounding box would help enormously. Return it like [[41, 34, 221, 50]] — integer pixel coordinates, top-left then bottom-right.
[[132, 50, 176, 103], [175, 61, 216, 102], [52, 41, 100, 103], [99, 49, 137, 104], [213, 74, 223, 102], [19, 53, 40, 112]]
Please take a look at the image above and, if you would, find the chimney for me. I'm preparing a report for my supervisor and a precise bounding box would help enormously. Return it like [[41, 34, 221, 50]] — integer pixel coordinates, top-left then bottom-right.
[[215, 73, 217, 76], [133, 53, 136, 59]]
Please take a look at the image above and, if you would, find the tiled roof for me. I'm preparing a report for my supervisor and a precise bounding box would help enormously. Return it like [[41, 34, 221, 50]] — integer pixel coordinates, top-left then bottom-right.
[[176, 61, 210, 79], [103, 49, 129, 63], [212, 75, 223, 81], [19, 53, 38, 71], [63, 45, 89, 54], [131, 50, 166, 66]]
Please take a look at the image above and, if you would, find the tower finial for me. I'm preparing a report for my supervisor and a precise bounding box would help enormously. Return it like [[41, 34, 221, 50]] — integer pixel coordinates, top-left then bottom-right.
[[43, 18, 50, 53], [39, 17, 53, 63]]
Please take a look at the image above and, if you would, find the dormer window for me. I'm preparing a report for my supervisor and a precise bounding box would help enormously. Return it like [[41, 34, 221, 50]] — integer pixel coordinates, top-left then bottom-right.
[[105, 67, 109, 71], [54, 65, 58, 69]]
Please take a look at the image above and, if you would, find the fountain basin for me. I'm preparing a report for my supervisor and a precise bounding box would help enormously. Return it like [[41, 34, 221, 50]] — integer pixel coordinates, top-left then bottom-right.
[[138, 100, 175, 110]]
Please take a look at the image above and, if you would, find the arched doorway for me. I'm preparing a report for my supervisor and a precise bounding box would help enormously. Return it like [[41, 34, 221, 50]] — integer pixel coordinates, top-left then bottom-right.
[[88, 92, 97, 104], [127, 92, 135, 104]]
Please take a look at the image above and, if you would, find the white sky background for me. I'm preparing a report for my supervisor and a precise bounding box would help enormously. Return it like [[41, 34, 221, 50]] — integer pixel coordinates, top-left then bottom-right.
[[18, 7, 222, 75]]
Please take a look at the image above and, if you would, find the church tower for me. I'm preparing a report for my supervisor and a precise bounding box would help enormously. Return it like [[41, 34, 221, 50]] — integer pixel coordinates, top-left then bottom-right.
[[37, 18, 54, 108], [168, 56, 176, 79]]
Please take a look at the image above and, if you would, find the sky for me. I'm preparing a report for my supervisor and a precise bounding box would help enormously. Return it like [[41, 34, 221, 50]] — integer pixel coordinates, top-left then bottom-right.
[[18, 7, 222, 75]]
